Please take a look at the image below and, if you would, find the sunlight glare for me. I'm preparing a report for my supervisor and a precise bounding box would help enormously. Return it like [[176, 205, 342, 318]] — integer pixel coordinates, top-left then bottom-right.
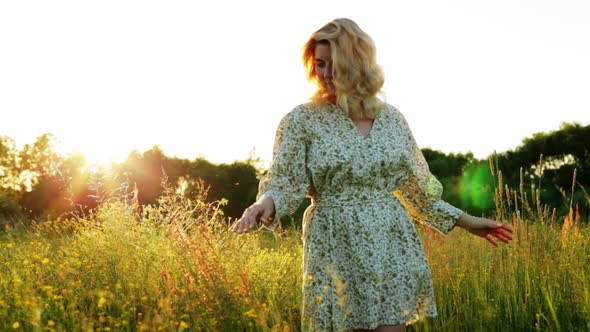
[[59, 138, 130, 169]]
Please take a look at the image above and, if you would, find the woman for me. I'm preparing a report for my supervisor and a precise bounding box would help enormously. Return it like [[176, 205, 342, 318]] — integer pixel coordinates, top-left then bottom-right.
[[232, 18, 513, 332]]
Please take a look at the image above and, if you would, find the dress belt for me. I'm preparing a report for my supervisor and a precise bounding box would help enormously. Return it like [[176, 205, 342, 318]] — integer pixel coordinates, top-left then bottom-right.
[[311, 190, 395, 207]]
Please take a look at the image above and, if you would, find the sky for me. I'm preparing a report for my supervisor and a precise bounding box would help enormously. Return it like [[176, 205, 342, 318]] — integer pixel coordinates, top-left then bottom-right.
[[1, 0, 589, 168]]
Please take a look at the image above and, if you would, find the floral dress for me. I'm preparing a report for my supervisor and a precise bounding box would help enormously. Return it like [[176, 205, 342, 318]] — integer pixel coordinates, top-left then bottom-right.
[[257, 102, 463, 331]]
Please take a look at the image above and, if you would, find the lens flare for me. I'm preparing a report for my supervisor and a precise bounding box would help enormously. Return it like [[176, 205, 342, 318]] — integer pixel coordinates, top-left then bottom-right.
[[459, 163, 495, 212]]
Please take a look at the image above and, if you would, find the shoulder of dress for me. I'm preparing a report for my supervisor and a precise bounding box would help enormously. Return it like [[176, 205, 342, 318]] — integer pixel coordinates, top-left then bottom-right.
[[294, 102, 329, 112], [379, 104, 413, 135], [285, 102, 331, 120], [291, 103, 313, 113], [380, 103, 399, 114], [283, 104, 312, 122], [380, 103, 404, 120], [276, 104, 315, 132]]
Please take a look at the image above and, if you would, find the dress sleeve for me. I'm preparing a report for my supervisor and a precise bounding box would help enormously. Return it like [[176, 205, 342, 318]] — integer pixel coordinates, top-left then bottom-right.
[[393, 111, 463, 235], [257, 108, 310, 223]]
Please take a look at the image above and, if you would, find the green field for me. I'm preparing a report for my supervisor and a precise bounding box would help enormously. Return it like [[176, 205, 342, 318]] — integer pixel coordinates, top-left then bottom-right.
[[1, 181, 589, 331]]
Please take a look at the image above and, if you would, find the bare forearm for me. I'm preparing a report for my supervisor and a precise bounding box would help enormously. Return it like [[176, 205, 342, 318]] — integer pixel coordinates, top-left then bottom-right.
[[455, 212, 477, 229]]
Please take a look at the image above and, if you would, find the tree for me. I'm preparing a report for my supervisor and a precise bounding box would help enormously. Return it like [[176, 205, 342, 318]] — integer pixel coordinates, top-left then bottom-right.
[[421, 148, 495, 215], [0, 136, 22, 220], [118, 146, 168, 207], [0, 136, 19, 190], [18, 134, 67, 217], [18, 133, 63, 190], [494, 122, 590, 218]]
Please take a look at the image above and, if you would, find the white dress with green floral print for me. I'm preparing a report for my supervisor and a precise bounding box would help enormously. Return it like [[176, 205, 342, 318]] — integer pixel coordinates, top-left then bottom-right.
[[258, 102, 463, 331]]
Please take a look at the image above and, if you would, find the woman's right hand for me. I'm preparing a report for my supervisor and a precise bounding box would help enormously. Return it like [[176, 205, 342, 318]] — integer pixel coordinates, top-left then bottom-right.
[[231, 195, 275, 234]]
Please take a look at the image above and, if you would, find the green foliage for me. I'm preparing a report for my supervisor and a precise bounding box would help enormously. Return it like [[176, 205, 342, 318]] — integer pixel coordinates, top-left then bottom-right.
[[0, 190, 23, 224], [0, 136, 19, 190], [113, 148, 260, 220], [494, 122, 590, 217], [1, 134, 68, 223], [183, 158, 260, 219], [2, 121, 588, 228], [516, 122, 590, 178], [422, 148, 475, 178]]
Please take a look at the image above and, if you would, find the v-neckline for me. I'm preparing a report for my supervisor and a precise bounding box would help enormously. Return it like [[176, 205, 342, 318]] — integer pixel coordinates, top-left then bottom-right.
[[328, 103, 382, 140], [346, 109, 381, 140]]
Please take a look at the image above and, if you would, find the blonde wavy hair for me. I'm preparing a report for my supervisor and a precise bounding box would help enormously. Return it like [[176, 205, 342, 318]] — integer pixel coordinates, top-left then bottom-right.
[[303, 18, 385, 119]]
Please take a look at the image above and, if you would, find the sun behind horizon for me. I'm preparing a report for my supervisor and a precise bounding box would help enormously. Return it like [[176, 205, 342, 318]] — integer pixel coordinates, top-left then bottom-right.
[[53, 134, 138, 169]]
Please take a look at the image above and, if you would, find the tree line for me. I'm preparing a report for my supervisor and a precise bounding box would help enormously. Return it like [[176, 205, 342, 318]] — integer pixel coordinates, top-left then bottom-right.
[[1, 121, 588, 227]]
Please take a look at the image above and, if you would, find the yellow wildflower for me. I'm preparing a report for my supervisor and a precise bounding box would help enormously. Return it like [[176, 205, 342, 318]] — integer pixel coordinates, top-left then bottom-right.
[[243, 309, 257, 318], [12, 322, 20, 329], [98, 297, 107, 309]]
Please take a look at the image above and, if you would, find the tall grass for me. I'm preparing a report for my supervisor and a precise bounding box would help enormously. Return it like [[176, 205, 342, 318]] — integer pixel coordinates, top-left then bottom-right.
[[1, 163, 589, 331], [411, 158, 589, 331], [1, 182, 302, 331]]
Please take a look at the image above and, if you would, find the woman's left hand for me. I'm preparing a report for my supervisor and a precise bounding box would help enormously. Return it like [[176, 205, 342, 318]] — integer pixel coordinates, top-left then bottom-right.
[[456, 213, 514, 247]]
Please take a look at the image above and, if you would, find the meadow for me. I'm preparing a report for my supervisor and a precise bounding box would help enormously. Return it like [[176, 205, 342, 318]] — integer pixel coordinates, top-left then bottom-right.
[[1, 170, 589, 331]]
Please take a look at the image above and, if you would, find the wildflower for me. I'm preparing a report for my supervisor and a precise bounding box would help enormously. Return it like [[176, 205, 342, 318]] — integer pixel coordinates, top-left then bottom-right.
[[12, 322, 19, 329], [47, 320, 55, 327], [179, 321, 189, 329], [243, 309, 257, 318], [98, 297, 107, 309], [42, 258, 50, 264]]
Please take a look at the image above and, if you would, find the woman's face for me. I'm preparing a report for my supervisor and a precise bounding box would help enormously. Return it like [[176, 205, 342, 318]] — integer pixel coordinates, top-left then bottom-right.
[[314, 43, 335, 98]]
